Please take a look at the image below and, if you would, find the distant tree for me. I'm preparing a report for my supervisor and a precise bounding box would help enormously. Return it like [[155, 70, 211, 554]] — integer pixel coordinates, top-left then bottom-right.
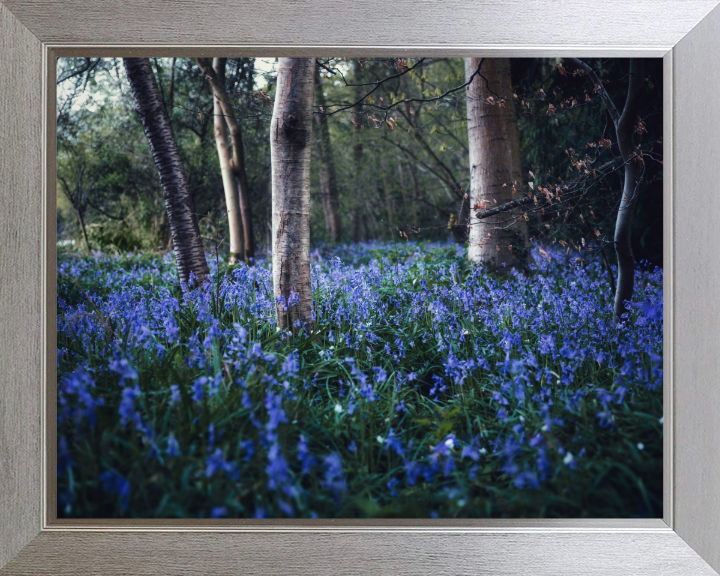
[[270, 58, 316, 332], [123, 57, 209, 286], [194, 58, 245, 263], [465, 58, 529, 269], [313, 67, 342, 242], [57, 140, 94, 251], [350, 59, 366, 243], [196, 57, 255, 261]]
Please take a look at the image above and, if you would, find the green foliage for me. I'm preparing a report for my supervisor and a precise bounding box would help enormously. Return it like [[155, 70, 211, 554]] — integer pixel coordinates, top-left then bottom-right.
[[57, 243, 662, 519]]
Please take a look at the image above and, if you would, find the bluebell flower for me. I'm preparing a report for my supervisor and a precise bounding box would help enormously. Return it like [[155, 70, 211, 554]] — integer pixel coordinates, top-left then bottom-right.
[[297, 434, 316, 474], [205, 448, 237, 479], [266, 443, 290, 491], [322, 453, 347, 501], [387, 477, 400, 497], [167, 433, 181, 457], [207, 423, 215, 449], [211, 506, 228, 518], [109, 358, 138, 384], [118, 385, 141, 427], [192, 377, 207, 403], [169, 384, 181, 406], [99, 470, 130, 512]]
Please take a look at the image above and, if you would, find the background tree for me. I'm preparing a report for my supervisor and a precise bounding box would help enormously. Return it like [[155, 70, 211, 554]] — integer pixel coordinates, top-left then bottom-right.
[[313, 66, 342, 242], [569, 58, 646, 320], [196, 57, 255, 260], [123, 57, 209, 286], [202, 57, 245, 263], [270, 57, 316, 332]]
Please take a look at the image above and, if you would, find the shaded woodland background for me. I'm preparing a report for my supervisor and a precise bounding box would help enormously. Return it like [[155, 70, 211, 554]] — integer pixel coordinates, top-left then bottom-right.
[[56, 57, 662, 268]]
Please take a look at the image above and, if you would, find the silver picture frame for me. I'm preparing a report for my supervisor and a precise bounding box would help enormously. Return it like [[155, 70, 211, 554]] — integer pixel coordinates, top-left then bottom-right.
[[1, 0, 719, 573]]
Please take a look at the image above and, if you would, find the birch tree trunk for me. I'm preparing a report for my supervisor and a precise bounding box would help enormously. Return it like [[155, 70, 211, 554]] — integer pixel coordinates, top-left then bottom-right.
[[123, 57, 209, 287], [196, 58, 255, 261], [313, 67, 342, 242], [270, 58, 316, 332], [465, 58, 528, 270], [210, 58, 244, 264]]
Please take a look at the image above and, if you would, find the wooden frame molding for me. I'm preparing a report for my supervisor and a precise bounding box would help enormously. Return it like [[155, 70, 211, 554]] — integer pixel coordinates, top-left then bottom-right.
[[2, 1, 720, 574]]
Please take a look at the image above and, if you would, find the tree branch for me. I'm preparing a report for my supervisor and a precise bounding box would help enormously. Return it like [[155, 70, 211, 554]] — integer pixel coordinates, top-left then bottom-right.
[[568, 58, 620, 127]]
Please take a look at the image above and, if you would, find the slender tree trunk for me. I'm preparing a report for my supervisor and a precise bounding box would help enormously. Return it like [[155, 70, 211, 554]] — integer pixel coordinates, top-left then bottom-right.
[[76, 209, 91, 252], [123, 58, 208, 287], [351, 60, 365, 243], [408, 161, 422, 223], [168, 57, 176, 117], [380, 156, 395, 231], [211, 58, 244, 264], [612, 59, 645, 320], [569, 58, 645, 320], [197, 58, 255, 260], [270, 58, 316, 332], [465, 58, 528, 270], [313, 67, 342, 242]]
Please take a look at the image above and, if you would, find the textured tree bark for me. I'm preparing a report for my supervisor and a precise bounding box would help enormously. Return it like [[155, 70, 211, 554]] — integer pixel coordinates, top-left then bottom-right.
[[210, 58, 244, 264], [465, 58, 528, 270], [123, 57, 209, 287], [313, 67, 342, 242], [612, 59, 645, 320], [351, 59, 365, 244], [196, 58, 255, 261], [271, 58, 316, 332]]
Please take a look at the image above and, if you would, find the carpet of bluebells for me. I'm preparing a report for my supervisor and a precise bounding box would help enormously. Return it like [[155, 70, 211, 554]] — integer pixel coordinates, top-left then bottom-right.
[[57, 242, 663, 519]]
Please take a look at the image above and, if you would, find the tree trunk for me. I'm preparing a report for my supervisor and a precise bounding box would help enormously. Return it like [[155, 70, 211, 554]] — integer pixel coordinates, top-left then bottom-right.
[[76, 209, 91, 252], [270, 58, 316, 333], [196, 58, 255, 261], [465, 58, 528, 270], [380, 155, 395, 232], [123, 57, 209, 287], [313, 67, 342, 242], [168, 57, 176, 116], [569, 58, 646, 320], [211, 58, 244, 264], [351, 59, 365, 244], [613, 59, 645, 320]]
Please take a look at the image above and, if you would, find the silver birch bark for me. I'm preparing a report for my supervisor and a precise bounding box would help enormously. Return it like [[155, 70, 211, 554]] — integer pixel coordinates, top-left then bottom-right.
[[210, 58, 244, 264], [465, 58, 528, 270], [196, 58, 255, 260], [123, 57, 209, 287], [270, 58, 316, 332]]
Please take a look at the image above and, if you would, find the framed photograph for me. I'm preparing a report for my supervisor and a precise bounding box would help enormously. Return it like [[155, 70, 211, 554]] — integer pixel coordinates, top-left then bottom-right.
[[2, 0, 720, 574]]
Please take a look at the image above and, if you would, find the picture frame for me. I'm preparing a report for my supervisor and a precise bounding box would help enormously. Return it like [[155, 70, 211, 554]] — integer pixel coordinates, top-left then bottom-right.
[[1, 0, 719, 573]]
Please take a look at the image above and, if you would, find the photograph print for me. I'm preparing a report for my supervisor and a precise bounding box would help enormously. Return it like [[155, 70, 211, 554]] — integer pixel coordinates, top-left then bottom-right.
[[56, 56, 663, 519]]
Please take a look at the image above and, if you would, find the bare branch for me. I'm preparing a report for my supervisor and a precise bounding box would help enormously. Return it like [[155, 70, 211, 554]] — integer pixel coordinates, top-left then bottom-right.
[[568, 58, 620, 126], [474, 196, 534, 220]]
